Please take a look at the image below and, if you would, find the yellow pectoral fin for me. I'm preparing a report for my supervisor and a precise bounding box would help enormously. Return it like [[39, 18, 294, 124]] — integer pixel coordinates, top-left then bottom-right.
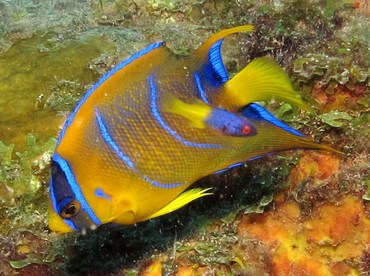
[[161, 94, 212, 128], [145, 188, 213, 220], [224, 56, 311, 111]]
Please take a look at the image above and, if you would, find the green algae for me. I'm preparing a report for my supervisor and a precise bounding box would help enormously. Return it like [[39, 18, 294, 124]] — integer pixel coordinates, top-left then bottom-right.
[[0, 30, 111, 148], [44, 80, 86, 112], [0, 134, 55, 196], [293, 54, 370, 86], [9, 250, 57, 269], [0, 25, 147, 148], [363, 180, 370, 201], [357, 96, 370, 108], [0, 140, 14, 165], [318, 111, 353, 128], [243, 194, 274, 215]]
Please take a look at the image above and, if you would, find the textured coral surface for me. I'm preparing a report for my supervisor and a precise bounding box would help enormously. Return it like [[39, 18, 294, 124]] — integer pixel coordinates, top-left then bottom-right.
[[0, 0, 369, 275]]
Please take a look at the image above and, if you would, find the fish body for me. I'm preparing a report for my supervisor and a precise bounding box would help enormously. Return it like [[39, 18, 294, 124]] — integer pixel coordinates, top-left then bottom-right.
[[49, 26, 337, 233]]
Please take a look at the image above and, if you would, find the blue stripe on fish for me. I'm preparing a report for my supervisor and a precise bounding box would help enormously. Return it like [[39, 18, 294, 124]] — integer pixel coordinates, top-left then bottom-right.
[[212, 162, 244, 174], [149, 74, 221, 149], [242, 103, 304, 137], [142, 176, 185, 189], [95, 107, 185, 189], [247, 155, 266, 161], [94, 188, 112, 200], [52, 153, 101, 226], [200, 39, 229, 87], [57, 42, 165, 146], [95, 107, 136, 170], [194, 72, 209, 103]]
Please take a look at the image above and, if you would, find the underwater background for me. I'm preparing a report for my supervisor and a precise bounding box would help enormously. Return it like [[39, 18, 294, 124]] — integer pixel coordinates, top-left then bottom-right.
[[0, 0, 369, 275]]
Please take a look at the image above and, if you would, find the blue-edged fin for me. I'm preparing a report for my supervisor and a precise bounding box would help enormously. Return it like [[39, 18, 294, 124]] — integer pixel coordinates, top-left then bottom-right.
[[192, 25, 255, 88], [196, 25, 255, 56], [222, 57, 311, 111], [242, 103, 342, 154], [145, 188, 213, 220], [242, 103, 304, 137]]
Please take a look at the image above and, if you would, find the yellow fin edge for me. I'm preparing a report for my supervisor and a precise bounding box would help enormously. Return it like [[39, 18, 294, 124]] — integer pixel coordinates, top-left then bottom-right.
[[195, 25, 254, 57], [145, 188, 213, 220]]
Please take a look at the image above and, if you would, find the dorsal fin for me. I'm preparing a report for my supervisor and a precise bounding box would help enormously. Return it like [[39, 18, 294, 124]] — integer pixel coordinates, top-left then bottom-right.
[[193, 25, 254, 88], [199, 39, 228, 87]]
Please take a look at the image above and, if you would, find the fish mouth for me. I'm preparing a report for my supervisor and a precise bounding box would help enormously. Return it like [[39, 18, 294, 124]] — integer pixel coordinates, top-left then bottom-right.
[[48, 214, 74, 233]]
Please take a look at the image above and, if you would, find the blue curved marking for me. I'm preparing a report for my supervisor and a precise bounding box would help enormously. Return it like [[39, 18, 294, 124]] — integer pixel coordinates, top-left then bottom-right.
[[242, 103, 304, 137], [194, 72, 209, 103], [248, 154, 270, 161], [94, 188, 112, 200], [95, 107, 135, 170], [49, 177, 58, 215], [212, 162, 243, 175], [57, 42, 165, 146], [148, 74, 221, 149], [52, 153, 101, 226], [200, 39, 229, 87], [142, 176, 185, 189], [95, 108, 184, 189]]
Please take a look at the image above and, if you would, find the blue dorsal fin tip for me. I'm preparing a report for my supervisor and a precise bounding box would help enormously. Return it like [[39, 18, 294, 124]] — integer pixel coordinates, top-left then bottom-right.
[[56, 42, 165, 146], [199, 39, 229, 87], [242, 103, 304, 137]]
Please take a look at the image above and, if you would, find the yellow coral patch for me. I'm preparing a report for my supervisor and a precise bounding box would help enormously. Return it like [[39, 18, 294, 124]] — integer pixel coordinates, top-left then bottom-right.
[[288, 152, 340, 190], [304, 195, 370, 260], [139, 258, 163, 276], [237, 194, 370, 275]]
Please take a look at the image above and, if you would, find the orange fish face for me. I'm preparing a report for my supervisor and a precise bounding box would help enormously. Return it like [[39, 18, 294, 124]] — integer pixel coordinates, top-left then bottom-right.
[[48, 157, 103, 232]]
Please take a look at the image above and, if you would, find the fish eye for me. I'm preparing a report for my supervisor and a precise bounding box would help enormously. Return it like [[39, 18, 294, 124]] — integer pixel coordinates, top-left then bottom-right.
[[60, 199, 81, 218], [241, 125, 251, 135]]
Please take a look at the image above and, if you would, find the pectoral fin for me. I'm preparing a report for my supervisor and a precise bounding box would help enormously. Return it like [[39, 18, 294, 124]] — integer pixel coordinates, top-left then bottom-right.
[[161, 94, 212, 128]]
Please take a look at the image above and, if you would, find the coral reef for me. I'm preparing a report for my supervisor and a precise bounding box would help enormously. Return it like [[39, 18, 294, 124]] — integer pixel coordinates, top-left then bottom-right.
[[0, 0, 369, 275]]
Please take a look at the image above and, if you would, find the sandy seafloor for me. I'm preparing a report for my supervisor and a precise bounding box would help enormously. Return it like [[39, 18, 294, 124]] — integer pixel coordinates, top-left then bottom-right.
[[0, 0, 369, 275]]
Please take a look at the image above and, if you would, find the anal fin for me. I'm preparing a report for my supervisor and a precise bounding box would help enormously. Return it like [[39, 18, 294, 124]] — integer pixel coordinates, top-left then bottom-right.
[[145, 188, 213, 220]]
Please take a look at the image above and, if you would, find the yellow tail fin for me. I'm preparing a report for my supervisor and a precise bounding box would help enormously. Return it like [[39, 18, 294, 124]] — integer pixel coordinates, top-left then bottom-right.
[[223, 56, 311, 111]]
